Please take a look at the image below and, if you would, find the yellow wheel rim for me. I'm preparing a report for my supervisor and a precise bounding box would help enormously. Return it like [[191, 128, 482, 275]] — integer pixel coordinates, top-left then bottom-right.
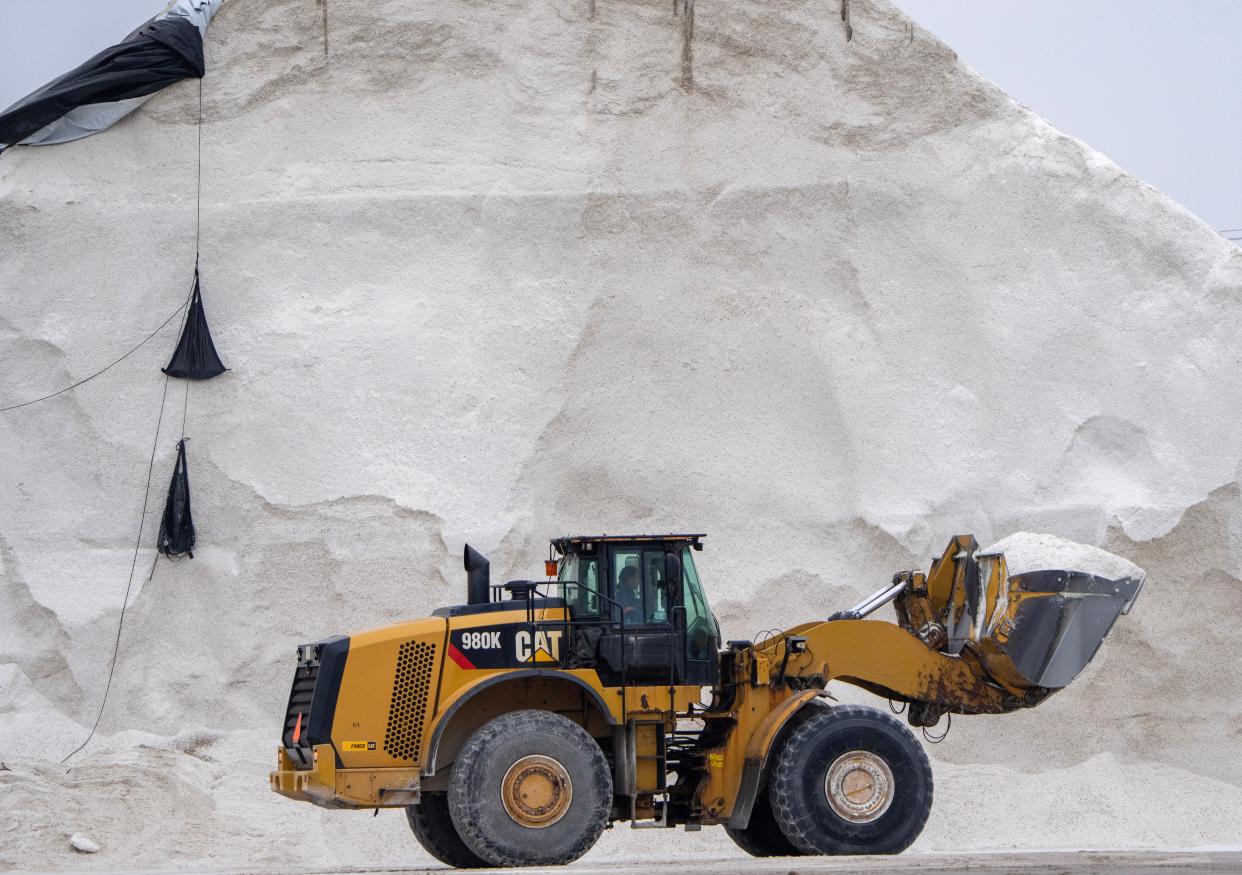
[[501, 754, 574, 828]]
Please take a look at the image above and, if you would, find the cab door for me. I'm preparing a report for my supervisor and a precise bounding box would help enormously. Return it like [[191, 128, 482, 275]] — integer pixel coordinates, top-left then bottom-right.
[[599, 545, 676, 684]]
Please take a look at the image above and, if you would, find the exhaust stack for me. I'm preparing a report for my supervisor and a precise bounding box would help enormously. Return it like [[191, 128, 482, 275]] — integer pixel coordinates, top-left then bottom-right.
[[464, 544, 490, 605]]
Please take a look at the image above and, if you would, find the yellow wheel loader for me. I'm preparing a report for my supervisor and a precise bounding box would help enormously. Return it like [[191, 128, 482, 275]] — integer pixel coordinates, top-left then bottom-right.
[[270, 533, 1143, 867]]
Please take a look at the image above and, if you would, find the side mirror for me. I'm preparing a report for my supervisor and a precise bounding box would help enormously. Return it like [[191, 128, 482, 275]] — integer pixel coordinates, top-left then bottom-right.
[[664, 552, 682, 589]]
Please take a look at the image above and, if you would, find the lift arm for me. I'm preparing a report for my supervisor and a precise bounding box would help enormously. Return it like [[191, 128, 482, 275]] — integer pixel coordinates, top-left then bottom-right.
[[767, 618, 1019, 714]]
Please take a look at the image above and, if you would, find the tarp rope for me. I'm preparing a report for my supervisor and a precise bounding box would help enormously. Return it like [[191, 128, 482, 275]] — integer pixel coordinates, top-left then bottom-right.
[[185, 75, 201, 439], [196, 76, 202, 258], [0, 298, 191, 413], [61, 78, 206, 764], [60, 350, 179, 764]]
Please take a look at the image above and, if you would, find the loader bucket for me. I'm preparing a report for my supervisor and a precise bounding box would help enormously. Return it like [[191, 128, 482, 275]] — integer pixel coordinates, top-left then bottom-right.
[[966, 538, 1145, 691]]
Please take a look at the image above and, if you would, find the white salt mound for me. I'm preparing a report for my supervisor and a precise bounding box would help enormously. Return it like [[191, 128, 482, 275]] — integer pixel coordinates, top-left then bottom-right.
[[69, 833, 99, 854], [1, 0, 1236, 867], [983, 532, 1145, 582]]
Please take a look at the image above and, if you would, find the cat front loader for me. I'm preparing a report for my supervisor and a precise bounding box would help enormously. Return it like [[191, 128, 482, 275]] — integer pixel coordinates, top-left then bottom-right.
[[270, 533, 1143, 867]]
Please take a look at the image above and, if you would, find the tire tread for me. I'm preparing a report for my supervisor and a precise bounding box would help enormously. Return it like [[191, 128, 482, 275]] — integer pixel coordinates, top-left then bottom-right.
[[406, 793, 488, 869], [448, 709, 612, 867], [724, 791, 804, 857], [768, 704, 933, 855]]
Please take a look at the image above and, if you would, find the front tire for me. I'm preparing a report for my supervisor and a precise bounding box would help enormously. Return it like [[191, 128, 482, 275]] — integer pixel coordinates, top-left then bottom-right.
[[724, 791, 804, 857], [448, 709, 612, 867], [768, 704, 932, 855], [406, 793, 487, 869]]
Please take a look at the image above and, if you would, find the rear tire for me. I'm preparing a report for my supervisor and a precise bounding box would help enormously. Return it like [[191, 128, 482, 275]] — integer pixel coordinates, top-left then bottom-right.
[[724, 791, 804, 857], [406, 793, 487, 869], [448, 709, 612, 867], [768, 705, 932, 855]]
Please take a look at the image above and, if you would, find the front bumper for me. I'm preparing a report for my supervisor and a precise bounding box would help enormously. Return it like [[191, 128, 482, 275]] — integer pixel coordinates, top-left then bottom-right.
[[269, 744, 422, 809], [270, 744, 339, 806]]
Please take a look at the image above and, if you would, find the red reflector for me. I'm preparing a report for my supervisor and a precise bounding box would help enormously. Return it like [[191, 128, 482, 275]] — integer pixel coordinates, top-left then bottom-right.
[[293, 712, 303, 744]]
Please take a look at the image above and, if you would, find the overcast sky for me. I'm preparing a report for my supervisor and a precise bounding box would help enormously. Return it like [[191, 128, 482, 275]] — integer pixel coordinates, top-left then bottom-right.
[[1, 1, 1238, 233], [893, 0, 1242, 235]]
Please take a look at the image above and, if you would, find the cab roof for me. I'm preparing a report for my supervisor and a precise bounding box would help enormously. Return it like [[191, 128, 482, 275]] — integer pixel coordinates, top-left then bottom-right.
[[552, 533, 705, 554]]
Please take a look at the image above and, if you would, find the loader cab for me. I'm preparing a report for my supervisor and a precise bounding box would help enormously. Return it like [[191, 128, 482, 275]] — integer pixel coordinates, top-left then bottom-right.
[[553, 534, 721, 689]]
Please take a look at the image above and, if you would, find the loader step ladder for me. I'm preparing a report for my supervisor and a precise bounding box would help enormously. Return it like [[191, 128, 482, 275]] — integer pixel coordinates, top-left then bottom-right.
[[627, 719, 668, 828]]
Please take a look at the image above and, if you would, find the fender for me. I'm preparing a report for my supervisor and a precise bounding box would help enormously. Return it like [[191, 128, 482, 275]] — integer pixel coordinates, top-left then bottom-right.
[[422, 668, 618, 776], [727, 689, 831, 828]]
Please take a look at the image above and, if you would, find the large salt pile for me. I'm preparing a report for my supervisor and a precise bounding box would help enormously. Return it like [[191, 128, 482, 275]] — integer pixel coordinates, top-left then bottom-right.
[[2, 0, 1240, 869]]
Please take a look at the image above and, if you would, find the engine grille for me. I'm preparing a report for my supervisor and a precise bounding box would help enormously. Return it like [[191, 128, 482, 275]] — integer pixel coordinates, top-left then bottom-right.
[[384, 640, 436, 761], [282, 661, 318, 750]]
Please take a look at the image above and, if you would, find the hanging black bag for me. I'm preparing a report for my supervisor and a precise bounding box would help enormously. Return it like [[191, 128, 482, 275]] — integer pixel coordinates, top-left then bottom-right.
[[163, 266, 227, 380], [157, 439, 195, 558]]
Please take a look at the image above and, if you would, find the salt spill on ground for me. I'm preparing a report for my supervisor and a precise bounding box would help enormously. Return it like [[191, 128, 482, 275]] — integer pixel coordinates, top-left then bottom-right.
[[2, 727, 1238, 872], [984, 532, 1145, 581]]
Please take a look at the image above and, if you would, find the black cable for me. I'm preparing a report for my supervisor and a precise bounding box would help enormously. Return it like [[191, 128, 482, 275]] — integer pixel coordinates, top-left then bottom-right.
[[0, 296, 192, 413], [175, 295, 192, 442], [922, 712, 952, 744], [196, 76, 203, 257], [60, 370, 175, 764], [180, 74, 204, 442], [753, 628, 782, 646]]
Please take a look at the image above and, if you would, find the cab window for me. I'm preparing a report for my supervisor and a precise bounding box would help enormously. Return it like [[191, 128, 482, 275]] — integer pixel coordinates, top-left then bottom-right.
[[610, 548, 669, 625], [558, 554, 601, 618]]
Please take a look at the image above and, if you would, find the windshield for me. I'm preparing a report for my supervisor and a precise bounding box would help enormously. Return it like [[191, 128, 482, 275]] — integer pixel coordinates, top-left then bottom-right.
[[681, 547, 719, 654]]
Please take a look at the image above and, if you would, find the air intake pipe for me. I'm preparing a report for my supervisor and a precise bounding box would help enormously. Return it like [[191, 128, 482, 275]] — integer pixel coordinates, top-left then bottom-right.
[[464, 544, 490, 605]]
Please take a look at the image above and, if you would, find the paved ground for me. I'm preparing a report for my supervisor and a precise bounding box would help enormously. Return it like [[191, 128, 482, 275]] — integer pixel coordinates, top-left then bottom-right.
[[378, 852, 1239, 875], [75, 851, 1242, 875]]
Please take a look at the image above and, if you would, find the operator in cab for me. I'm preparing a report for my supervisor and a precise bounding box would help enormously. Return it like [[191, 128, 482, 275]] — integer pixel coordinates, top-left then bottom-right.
[[615, 564, 643, 620]]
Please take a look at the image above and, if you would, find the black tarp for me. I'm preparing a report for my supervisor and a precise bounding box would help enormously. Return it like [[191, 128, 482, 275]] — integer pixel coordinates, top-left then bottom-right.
[[0, 16, 205, 149], [157, 439, 195, 558], [163, 267, 228, 380]]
